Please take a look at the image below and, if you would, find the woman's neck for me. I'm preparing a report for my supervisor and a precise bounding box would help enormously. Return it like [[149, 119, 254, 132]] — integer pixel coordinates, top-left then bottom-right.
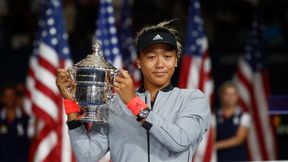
[[222, 105, 236, 118], [144, 82, 170, 102], [6, 107, 17, 122]]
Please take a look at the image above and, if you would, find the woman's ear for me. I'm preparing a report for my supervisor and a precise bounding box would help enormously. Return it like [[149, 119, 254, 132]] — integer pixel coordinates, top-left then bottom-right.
[[136, 57, 141, 69]]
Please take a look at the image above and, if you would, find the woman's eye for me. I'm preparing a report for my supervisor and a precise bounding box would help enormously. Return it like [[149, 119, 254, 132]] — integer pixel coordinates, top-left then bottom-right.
[[164, 55, 172, 58], [147, 56, 156, 59]]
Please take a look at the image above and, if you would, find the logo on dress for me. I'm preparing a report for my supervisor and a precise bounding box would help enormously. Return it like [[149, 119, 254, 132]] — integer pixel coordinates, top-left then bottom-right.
[[233, 117, 239, 125], [152, 34, 163, 40]]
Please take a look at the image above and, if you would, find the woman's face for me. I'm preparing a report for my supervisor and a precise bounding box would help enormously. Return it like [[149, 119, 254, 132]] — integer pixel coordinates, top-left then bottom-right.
[[221, 86, 239, 108], [137, 43, 177, 88], [1, 88, 18, 109]]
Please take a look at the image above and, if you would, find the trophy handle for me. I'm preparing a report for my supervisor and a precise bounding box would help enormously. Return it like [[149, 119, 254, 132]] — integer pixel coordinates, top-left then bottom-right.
[[67, 67, 76, 81], [66, 67, 76, 100], [107, 69, 121, 100], [112, 69, 121, 83]]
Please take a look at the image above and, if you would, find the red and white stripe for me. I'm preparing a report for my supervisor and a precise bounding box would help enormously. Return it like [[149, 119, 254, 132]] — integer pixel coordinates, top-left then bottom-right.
[[193, 126, 216, 162], [179, 38, 214, 104], [179, 38, 216, 162], [25, 42, 74, 162], [234, 57, 276, 160]]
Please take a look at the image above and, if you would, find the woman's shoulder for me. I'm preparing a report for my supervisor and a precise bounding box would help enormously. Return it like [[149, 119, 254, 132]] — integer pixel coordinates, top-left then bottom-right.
[[173, 87, 206, 98]]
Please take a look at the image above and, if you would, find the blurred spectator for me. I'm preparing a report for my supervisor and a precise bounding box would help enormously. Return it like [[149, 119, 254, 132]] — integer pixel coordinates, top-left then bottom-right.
[[215, 81, 251, 162], [0, 83, 30, 162]]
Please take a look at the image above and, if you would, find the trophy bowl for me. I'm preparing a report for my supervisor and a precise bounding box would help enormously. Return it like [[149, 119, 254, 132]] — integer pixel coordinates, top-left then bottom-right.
[[68, 41, 119, 123]]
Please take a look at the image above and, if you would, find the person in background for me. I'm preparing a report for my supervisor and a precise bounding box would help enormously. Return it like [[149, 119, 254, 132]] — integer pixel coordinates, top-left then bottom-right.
[[215, 81, 251, 162], [0, 83, 30, 162]]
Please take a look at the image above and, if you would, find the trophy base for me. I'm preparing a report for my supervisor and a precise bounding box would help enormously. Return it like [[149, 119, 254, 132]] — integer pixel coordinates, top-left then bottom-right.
[[78, 105, 108, 124]]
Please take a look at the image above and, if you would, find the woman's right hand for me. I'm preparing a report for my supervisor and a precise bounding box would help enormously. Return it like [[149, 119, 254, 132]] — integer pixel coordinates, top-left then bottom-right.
[[56, 69, 75, 100]]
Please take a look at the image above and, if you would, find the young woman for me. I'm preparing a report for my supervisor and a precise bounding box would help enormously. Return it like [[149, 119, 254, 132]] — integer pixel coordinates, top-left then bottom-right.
[[56, 21, 210, 162], [215, 81, 251, 162]]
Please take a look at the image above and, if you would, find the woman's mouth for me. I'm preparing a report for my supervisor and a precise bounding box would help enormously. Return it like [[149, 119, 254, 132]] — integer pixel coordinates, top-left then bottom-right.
[[153, 72, 167, 77]]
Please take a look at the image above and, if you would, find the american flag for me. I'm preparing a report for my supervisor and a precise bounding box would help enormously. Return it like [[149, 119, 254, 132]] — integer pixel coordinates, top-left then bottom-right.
[[118, 0, 141, 88], [178, 0, 215, 162], [234, 17, 276, 160], [95, 0, 122, 69], [24, 0, 74, 162]]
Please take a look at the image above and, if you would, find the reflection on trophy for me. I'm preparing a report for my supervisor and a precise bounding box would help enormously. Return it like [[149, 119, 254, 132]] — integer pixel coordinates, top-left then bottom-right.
[[68, 41, 119, 123]]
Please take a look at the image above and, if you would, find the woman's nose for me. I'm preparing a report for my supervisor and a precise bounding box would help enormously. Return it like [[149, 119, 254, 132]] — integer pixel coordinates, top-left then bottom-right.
[[155, 57, 164, 68]]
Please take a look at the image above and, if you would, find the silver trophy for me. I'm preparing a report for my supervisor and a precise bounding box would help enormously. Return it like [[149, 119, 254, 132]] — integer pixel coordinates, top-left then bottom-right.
[[68, 41, 119, 123]]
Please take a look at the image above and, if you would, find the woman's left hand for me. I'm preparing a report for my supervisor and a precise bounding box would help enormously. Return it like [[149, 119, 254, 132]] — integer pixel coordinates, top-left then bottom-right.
[[114, 70, 137, 104]]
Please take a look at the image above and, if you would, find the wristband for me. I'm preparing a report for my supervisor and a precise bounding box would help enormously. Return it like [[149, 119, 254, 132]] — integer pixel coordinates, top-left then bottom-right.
[[63, 99, 80, 114], [127, 96, 148, 116]]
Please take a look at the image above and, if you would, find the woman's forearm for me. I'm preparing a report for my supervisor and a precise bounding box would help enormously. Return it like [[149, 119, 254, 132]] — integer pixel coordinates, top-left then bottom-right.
[[215, 126, 249, 150], [215, 137, 242, 150]]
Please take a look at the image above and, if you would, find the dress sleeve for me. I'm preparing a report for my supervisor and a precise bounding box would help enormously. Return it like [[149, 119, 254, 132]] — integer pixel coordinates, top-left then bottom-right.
[[68, 121, 109, 162], [240, 112, 251, 128]]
